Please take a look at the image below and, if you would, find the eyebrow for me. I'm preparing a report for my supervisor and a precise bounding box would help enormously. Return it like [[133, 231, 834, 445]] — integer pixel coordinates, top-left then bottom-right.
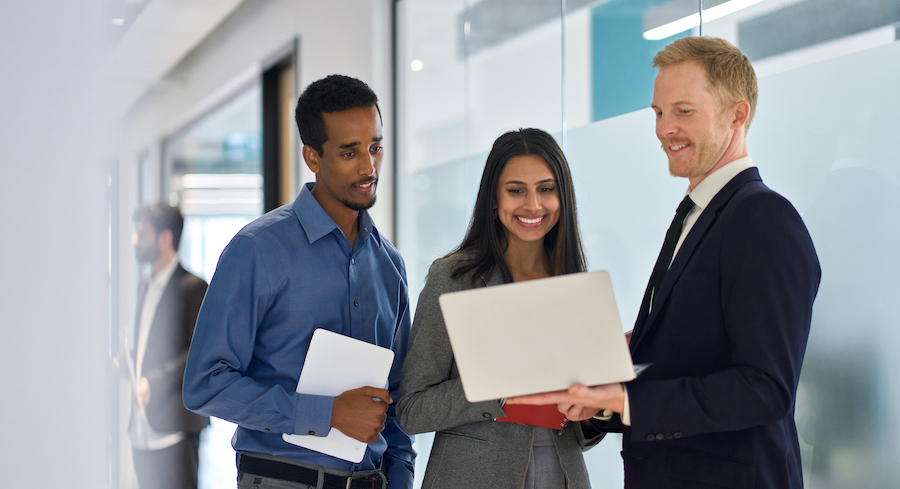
[[503, 178, 556, 185], [338, 135, 383, 150]]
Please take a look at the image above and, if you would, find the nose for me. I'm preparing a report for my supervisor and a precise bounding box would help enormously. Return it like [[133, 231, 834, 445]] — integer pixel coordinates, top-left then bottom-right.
[[523, 190, 542, 213], [657, 113, 678, 139], [359, 152, 377, 177]]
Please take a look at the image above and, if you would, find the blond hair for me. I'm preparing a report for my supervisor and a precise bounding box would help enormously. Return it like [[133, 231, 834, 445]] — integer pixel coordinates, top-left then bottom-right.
[[653, 37, 758, 131]]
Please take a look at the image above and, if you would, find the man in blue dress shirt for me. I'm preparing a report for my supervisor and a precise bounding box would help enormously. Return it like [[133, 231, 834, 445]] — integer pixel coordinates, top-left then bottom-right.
[[184, 75, 414, 489]]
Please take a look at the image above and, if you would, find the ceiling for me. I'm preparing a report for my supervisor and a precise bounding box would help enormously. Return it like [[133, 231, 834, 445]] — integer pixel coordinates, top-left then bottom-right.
[[105, 0, 245, 119]]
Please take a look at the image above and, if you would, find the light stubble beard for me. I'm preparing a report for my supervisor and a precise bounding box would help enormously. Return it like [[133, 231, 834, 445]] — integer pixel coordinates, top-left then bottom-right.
[[664, 136, 727, 181]]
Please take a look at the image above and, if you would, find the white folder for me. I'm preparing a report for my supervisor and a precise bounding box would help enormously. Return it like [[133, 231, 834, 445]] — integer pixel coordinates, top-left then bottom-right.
[[282, 329, 395, 462], [438, 270, 635, 402]]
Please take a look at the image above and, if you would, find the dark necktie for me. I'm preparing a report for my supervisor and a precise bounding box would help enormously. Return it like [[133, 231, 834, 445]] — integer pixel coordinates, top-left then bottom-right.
[[648, 195, 695, 308]]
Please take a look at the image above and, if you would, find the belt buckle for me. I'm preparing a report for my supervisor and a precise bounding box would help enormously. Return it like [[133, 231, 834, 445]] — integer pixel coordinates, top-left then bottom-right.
[[346, 472, 380, 489]]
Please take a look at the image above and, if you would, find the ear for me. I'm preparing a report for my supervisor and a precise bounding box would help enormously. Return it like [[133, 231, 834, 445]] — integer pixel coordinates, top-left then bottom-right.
[[731, 100, 751, 129], [157, 229, 174, 252], [302, 145, 321, 174]]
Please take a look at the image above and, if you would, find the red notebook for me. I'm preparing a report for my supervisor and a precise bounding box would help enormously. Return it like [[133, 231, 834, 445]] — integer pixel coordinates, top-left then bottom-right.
[[496, 402, 568, 430]]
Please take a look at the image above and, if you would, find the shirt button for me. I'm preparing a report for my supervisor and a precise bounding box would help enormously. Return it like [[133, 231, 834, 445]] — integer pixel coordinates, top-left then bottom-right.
[[354, 300, 359, 306], [351, 258, 355, 264], [264, 428, 270, 432]]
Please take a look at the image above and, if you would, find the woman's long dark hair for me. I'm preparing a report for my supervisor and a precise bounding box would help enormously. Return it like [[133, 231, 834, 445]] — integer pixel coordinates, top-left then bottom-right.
[[449, 128, 586, 286]]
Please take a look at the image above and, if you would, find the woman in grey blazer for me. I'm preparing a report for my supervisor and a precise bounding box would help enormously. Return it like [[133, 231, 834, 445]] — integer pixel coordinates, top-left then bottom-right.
[[397, 128, 605, 489]]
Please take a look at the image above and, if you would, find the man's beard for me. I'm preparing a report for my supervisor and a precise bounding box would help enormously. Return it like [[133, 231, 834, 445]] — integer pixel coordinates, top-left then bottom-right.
[[342, 195, 376, 211], [665, 136, 727, 180]]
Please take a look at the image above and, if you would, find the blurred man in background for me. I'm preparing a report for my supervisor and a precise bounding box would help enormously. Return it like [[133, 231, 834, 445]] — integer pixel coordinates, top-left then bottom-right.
[[128, 203, 208, 489]]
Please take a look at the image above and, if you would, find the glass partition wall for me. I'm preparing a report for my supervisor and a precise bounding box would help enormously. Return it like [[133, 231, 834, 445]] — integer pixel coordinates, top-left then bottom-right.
[[395, 1, 900, 487], [160, 82, 264, 489]]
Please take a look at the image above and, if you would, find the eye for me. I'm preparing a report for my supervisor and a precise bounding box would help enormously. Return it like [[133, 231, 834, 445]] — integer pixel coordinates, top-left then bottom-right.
[[678, 109, 693, 115], [370, 145, 383, 154], [341, 151, 356, 158], [506, 188, 524, 194], [539, 186, 556, 192]]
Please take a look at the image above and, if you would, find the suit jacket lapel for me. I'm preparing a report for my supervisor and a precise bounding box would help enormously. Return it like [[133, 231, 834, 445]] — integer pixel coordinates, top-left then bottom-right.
[[144, 265, 185, 368], [631, 168, 762, 351]]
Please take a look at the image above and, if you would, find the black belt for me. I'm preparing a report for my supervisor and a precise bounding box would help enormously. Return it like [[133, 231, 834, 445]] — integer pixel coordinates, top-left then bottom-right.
[[237, 454, 385, 489]]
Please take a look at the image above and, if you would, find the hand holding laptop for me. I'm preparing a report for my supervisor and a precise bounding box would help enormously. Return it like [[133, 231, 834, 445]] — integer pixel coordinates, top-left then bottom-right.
[[506, 382, 627, 421], [331, 386, 391, 444]]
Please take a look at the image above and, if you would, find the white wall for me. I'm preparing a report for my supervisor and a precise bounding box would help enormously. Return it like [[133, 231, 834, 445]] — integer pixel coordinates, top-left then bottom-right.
[[0, 1, 111, 488]]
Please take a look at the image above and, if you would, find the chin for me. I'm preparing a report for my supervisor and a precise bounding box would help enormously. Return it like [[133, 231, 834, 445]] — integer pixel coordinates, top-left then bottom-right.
[[342, 196, 377, 212]]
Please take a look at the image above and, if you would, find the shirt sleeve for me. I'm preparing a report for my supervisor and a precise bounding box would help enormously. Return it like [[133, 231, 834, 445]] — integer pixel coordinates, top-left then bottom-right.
[[183, 235, 334, 437], [379, 257, 416, 489]]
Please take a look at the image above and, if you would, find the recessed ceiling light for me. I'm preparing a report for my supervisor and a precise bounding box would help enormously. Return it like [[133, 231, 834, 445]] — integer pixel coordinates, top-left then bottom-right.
[[111, 18, 125, 26], [410, 59, 424, 72]]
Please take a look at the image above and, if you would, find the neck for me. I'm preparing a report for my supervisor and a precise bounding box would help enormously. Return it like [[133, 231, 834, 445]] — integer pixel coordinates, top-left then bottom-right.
[[504, 239, 551, 282], [689, 134, 748, 189], [151, 252, 176, 276], [333, 211, 361, 247], [310, 185, 361, 247]]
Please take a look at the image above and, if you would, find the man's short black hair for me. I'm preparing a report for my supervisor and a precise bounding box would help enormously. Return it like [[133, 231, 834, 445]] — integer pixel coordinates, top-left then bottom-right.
[[133, 203, 185, 251], [295, 74, 380, 156]]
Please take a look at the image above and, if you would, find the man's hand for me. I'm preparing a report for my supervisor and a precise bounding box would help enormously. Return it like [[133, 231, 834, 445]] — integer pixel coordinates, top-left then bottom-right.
[[331, 386, 392, 444], [506, 383, 625, 421], [135, 376, 151, 408]]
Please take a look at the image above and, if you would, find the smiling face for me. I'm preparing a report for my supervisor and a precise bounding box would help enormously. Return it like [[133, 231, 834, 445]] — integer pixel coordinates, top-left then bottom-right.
[[652, 61, 746, 187], [495, 155, 561, 248], [305, 105, 383, 216]]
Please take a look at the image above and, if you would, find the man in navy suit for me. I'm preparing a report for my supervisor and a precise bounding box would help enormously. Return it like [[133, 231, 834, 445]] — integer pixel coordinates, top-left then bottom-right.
[[510, 37, 820, 488]]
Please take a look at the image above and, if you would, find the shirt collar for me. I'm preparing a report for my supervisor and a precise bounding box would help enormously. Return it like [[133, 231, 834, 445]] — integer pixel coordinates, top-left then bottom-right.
[[293, 182, 379, 245], [686, 156, 755, 209], [150, 256, 178, 289]]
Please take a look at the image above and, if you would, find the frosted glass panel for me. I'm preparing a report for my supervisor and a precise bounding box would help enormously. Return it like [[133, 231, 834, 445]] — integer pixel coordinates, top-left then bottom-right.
[[755, 41, 900, 488]]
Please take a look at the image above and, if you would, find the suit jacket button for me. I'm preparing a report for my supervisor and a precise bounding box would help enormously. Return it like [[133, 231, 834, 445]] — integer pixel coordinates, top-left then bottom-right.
[[665, 433, 673, 440], [308, 431, 316, 435], [483, 412, 492, 418], [646, 434, 656, 441], [655, 433, 665, 441], [674, 432, 682, 439]]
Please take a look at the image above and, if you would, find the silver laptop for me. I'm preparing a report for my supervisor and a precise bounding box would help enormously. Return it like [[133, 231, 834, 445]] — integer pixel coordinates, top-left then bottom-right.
[[438, 270, 635, 403]]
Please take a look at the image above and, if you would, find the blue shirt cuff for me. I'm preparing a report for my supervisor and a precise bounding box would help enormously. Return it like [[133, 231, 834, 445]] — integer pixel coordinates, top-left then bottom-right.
[[293, 393, 334, 437]]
